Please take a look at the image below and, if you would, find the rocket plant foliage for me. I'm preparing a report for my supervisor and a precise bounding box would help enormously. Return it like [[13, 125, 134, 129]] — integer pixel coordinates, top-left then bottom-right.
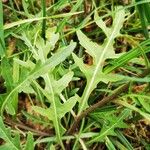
[[1, 28, 77, 148], [0, 117, 34, 150], [1, 0, 150, 149], [73, 7, 126, 114]]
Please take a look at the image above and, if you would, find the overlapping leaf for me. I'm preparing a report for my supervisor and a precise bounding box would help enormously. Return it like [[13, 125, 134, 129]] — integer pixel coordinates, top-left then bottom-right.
[[0, 31, 76, 116], [0, 117, 34, 150], [32, 94, 78, 134], [73, 7, 126, 113], [90, 109, 130, 142], [0, 26, 76, 148], [29, 29, 77, 147]]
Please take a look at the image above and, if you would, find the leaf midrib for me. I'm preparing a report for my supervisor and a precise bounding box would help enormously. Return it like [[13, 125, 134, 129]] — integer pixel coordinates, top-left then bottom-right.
[[78, 13, 123, 114]]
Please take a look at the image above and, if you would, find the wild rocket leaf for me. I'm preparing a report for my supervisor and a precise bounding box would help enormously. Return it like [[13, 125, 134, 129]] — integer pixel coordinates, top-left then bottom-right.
[[44, 71, 74, 96], [0, 117, 34, 150], [138, 96, 150, 113], [74, 7, 126, 113], [1, 57, 19, 115], [72, 53, 126, 83], [0, 116, 21, 150], [89, 109, 130, 143], [25, 34, 76, 148], [0, 41, 76, 116], [35, 27, 59, 60], [32, 94, 78, 134], [32, 72, 76, 135], [31, 41, 76, 77], [24, 132, 34, 150], [1, 57, 13, 91]]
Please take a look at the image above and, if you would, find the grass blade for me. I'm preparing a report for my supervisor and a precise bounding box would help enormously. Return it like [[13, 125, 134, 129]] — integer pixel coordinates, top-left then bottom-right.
[[104, 39, 150, 74], [105, 137, 116, 150], [115, 129, 134, 150], [135, 0, 149, 39], [143, 3, 150, 23], [41, 0, 46, 40], [0, 1, 5, 57]]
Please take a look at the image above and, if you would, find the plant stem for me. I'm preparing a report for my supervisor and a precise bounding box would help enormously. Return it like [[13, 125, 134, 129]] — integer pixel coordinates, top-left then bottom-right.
[[4, 118, 53, 136]]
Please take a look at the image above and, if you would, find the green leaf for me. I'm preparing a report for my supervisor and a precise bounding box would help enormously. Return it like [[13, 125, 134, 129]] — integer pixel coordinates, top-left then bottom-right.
[[31, 41, 76, 78], [105, 137, 116, 150], [0, 117, 21, 150], [32, 67, 75, 149], [76, 30, 102, 64], [28, 34, 76, 149], [22, 0, 31, 18], [0, 117, 35, 150], [115, 99, 150, 123], [0, 143, 13, 150], [32, 94, 78, 132], [46, 27, 59, 50], [49, 144, 55, 150], [32, 94, 78, 142], [24, 132, 34, 150], [0, 1, 5, 57], [52, 71, 74, 95], [0, 41, 76, 116], [1, 57, 18, 115], [36, 28, 59, 61], [1, 57, 13, 91], [56, 95, 79, 119], [44, 71, 74, 97], [104, 39, 150, 74], [74, 7, 126, 114], [94, 11, 111, 38], [90, 109, 130, 142], [138, 96, 150, 113], [72, 53, 91, 77]]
